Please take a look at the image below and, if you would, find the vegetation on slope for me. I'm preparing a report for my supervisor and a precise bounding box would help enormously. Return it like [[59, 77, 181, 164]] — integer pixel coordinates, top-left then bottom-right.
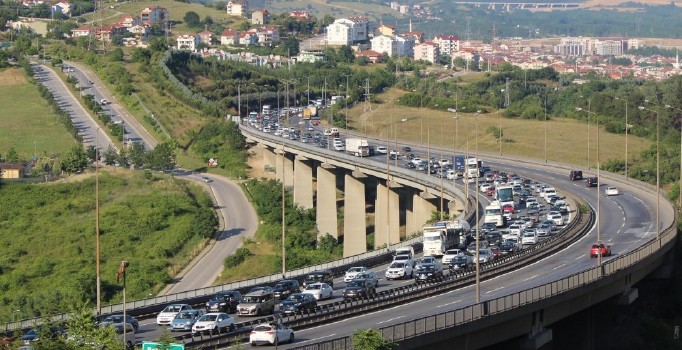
[[0, 170, 217, 321]]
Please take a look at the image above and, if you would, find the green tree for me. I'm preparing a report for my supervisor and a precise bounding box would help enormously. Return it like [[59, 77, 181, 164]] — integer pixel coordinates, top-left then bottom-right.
[[145, 141, 176, 170], [128, 142, 146, 168], [66, 305, 120, 349], [131, 48, 151, 64], [109, 47, 124, 61], [6, 146, 19, 163], [103, 145, 118, 166], [352, 329, 394, 350], [203, 15, 213, 26], [183, 11, 201, 29], [59, 144, 88, 174], [117, 147, 130, 168]]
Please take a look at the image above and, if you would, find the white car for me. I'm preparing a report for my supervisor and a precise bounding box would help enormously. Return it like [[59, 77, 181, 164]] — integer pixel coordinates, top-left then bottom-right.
[[376, 146, 388, 154], [479, 183, 492, 193], [385, 261, 413, 280], [441, 249, 466, 265], [392, 254, 414, 267], [156, 304, 193, 325], [549, 214, 564, 226], [508, 224, 522, 236], [605, 186, 619, 196], [446, 170, 461, 180], [250, 323, 294, 346], [302, 283, 333, 300], [344, 267, 368, 282], [521, 230, 537, 245], [191, 312, 234, 334]]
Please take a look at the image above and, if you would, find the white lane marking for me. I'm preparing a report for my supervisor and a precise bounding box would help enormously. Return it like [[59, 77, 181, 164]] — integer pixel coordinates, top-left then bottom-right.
[[575, 254, 586, 260], [376, 316, 405, 324], [295, 333, 338, 344], [553, 263, 566, 270], [436, 300, 462, 308], [485, 287, 504, 294], [523, 275, 538, 282]]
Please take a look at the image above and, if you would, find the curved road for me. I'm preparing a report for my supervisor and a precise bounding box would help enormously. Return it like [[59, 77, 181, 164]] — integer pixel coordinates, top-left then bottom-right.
[[36, 62, 258, 293]]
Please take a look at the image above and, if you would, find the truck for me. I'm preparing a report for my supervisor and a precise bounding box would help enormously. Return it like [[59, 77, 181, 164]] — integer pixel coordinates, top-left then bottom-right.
[[303, 106, 317, 119], [422, 221, 471, 257], [345, 138, 369, 157], [331, 95, 344, 105]]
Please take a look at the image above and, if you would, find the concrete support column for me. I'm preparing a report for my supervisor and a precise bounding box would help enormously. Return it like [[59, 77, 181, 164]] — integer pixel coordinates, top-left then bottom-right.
[[521, 310, 552, 350], [343, 171, 367, 257], [316, 164, 338, 240], [283, 153, 294, 187], [413, 191, 437, 229], [374, 181, 400, 248], [262, 145, 276, 172], [405, 189, 417, 237], [448, 198, 466, 220], [293, 156, 313, 209]]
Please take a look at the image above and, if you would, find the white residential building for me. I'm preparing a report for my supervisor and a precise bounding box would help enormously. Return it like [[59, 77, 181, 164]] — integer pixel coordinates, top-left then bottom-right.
[[220, 29, 239, 45], [414, 41, 439, 63], [433, 34, 460, 56], [326, 17, 370, 46], [176, 34, 200, 51], [371, 35, 397, 57], [395, 35, 415, 57], [227, 0, 248, 17]]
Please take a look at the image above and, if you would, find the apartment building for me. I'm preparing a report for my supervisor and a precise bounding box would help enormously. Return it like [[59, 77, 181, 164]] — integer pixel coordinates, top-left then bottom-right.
[[326, 17, 370, 46]]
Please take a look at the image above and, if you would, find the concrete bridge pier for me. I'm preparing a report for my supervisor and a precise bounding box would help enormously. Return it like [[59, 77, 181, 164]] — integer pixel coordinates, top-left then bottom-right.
[[520, 310, 553, 350], [414, 191, 437, 228], [261, 145, 276, 172], [374, 180, 401, 248], [316, 163, 338, 240], [274, 149, 294, 187], [293, 155, 313, 209], [343, 171, 368, 257]]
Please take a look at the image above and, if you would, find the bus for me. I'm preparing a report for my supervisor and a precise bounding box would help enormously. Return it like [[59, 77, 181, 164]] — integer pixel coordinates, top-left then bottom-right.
[[484, 201, 506, 227], [422, 220, 471, 256], [495, 185, 515, 209]]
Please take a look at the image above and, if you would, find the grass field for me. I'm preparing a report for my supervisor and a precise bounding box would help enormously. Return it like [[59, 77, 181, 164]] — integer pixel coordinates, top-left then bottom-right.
[[0, 68, 76, 159], [346, 88, 651, 168], [0, 169, 216, 320], [79, 0, 246, 34]]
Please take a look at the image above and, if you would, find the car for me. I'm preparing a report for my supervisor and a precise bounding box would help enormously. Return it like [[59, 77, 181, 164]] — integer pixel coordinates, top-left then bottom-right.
[[353, 271, 379, 287], [99, 99, 109, 105], [376, 146, 388, 154], [498, 241, 520, 255], [502, 204, 515, 214], [405, 162, 416, 169], [157, 304, 193, 325], [394, 246, 415, 258], [548, 214, 564, 226], [484, 231, 503, 246], [402, 146, 412, 152], [169, 309, 204, 332], [416, 256, 439, 266], [479, 183, 492, 193], [586, 177, 598, 187], [303, 270, 334, 287], [480, 222, 497, 233], [486, 187, 496, 196], [441, 248, 466, 265], [343, 279, 376, 300], [191, 312, 234, 334], [569, 170, 583, 181], [279, 293, 317, 315], [414, 263, 444, 283], [100, 314, 139, 332], [605, 186, 619, 196], [475, 248, 493, 263], [250, 323, 295, 346], [590, 242, 612, 257], [249, 286, 275, 294], [489, 246, 503, 260], [344, 266, 369, 282], [536, 224, 551, 237], [392, 254, 415, 268], [466, 240, 489, 255], [521, 230, 538, 245], [508, 224, 523, 236], [302, 282, 334, 300], [385, 261, 414, 280], [448, 254, 473, 271], [272, 280, 301, 300], [201, 176, 212, 183], [237, 290, 276, 316], [206, 290, 242, 313], [21, 326, 66, 345]]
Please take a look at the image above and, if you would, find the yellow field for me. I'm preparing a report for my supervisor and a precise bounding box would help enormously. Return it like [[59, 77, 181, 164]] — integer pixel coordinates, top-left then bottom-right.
[[347, 88, 651, 168]]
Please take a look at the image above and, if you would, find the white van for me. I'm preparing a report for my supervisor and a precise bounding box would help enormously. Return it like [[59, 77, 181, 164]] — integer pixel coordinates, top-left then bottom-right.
[[394, 246, 415, 259], [541, 187, 557, 200]]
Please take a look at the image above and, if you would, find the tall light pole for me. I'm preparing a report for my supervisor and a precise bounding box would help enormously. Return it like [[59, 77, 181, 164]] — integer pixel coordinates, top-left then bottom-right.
[[638, 104, 660, 240], [95, 128, 101, 315], [543, 93, 548, 163], [280, 137, 287, 277], [576, 106, 594, 170], [344, 74, 351, 129], [665, 104, 682, 208], [616, 96, 629, 179], [474, 110, 481, 304]]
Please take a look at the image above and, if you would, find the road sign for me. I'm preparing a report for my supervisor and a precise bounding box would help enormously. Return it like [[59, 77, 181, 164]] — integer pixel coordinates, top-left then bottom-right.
[[141, 342, 184, 350]]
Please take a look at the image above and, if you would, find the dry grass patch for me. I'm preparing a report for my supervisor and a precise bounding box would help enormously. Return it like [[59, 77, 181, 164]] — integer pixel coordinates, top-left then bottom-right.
[[0, 68, 27, 85]]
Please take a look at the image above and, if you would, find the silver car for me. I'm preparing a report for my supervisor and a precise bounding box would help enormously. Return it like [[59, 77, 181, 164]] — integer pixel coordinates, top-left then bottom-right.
[[169, 309, 204, 332]]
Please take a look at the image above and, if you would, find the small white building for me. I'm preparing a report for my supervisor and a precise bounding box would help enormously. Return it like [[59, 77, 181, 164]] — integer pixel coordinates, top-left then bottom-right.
[[326, 17, 370, 46], [176, 34, 200, 51], [371, 35, 397, 57], [227, 0, 248, 17], [414, 41, 439, 64], [220, 29, 239, 45]]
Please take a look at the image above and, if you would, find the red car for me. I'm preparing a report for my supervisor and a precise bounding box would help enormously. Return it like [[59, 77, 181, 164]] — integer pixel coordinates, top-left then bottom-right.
[[486, 187, 496, 196], [590, 242, 612, 258], [502, 204, 515, 214], [489, 246, 502, 260]]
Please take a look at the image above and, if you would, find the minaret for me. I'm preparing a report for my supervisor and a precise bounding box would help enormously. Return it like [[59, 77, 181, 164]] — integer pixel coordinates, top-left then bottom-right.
[[676, 50, 680, 69], [409, 18, 412, 33]]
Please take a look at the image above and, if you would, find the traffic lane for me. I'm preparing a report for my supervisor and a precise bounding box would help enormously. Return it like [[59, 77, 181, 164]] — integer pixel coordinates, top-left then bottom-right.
[[164, 173, 258, 295], [66, 61, 157, 149], [33, 63, 115, 151]]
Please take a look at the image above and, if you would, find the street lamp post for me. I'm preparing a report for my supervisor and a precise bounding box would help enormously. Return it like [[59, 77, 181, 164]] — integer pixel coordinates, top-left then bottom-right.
[[474, 110, 481, 303], [665, 104, 682, 209], [543, 94, 548, 163], [638, 105, 660, 240], [95, 128, 101, 315], [616, 96, 629, 179], [344, 74, 351, 129]]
